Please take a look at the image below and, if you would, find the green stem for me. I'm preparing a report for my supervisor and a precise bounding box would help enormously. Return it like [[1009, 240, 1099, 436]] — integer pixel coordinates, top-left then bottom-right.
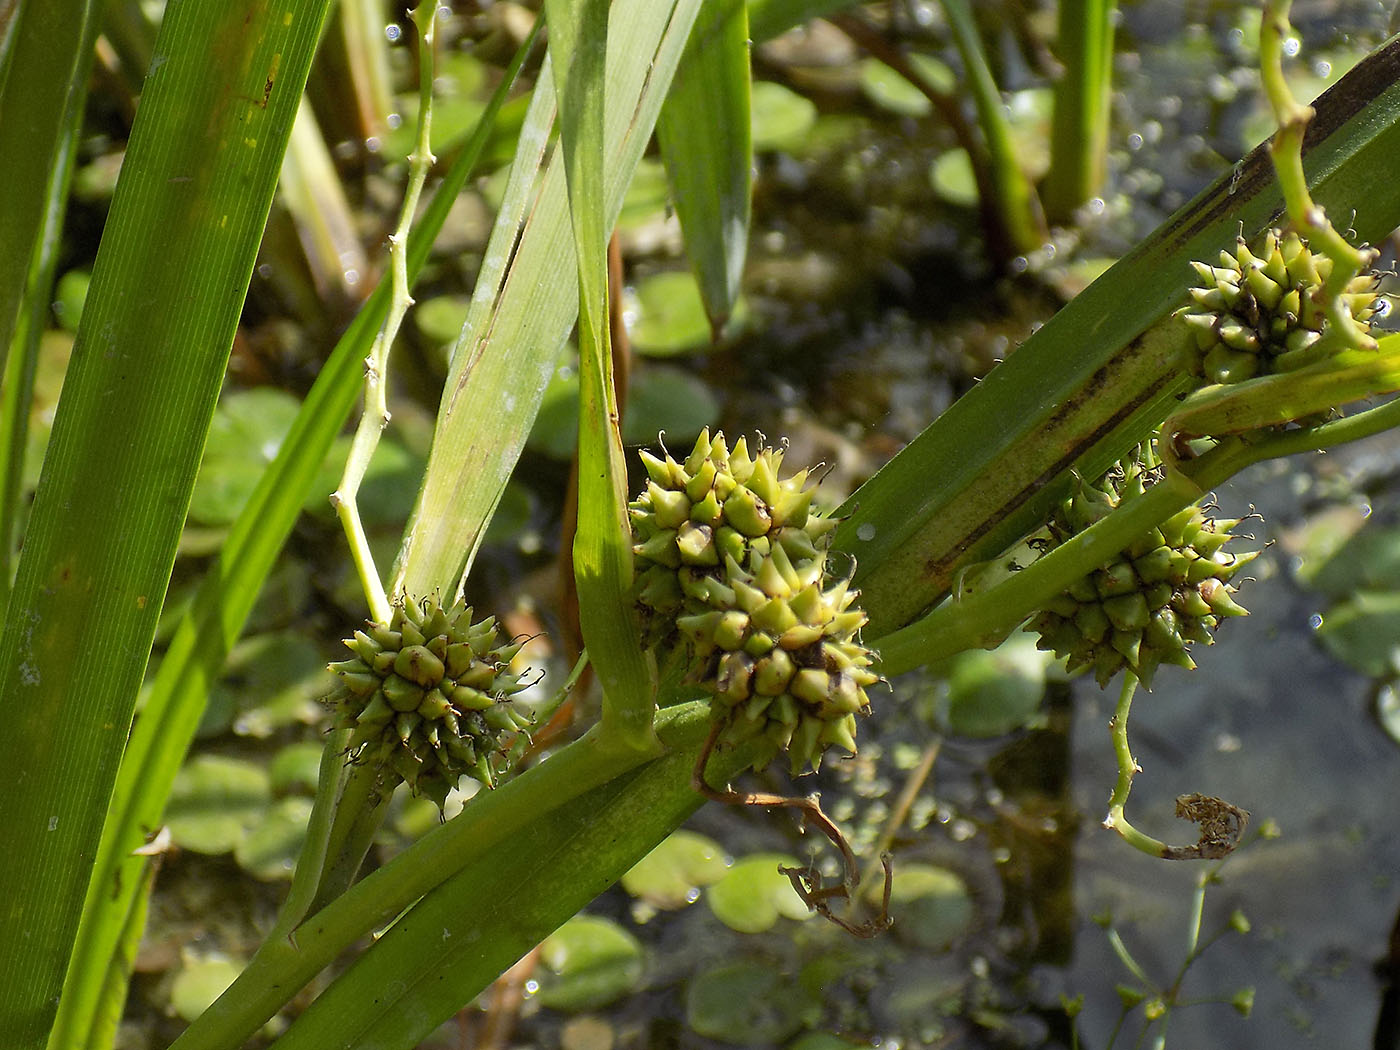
[[939, 0, 1045, 255], [170, 722, 654, 1050], [332, 2, 439, 624], [1102, 672, 1171, 857], [1262, 0, 1376, 349], [1044, 0, 1118, 221]]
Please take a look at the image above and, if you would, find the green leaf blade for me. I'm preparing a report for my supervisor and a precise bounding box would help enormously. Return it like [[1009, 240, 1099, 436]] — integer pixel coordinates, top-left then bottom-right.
[[657, 0, 752, 330]]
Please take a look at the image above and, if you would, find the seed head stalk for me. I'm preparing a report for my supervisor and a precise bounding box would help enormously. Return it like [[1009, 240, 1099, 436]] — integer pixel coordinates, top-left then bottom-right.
[[331, 2, 439, 625], [1261, 0, 1378, 352]]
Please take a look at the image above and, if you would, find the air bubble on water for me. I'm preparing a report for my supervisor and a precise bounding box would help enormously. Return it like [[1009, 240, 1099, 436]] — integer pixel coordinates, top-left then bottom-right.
[[364, 136, 381, 154], [343, 268, 361, 287], [856, 522, 876, 541], [1308, 612, 1324, 630], [385, 23, 402, 42], [257, 263, 273, 279], [1087, 197, 1106, 215], [523, 980, 539, 996], [386, 112, 403, 131], [1127, 132, 1144, 151], [1283, 36, 1301, 57], [1314, 59, 1332, 77], [1360, 502, 1373, 518]]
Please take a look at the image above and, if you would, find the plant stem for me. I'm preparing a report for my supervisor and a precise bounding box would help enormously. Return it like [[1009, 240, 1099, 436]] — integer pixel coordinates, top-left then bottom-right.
[[331, 2, 439, 625], [1262, 0, 1377, 349], [1102, 672, 1171, 857], [170, 719, 659, 1050], [1044, 0, 1118, 221], [939, 0, 1046, 256]]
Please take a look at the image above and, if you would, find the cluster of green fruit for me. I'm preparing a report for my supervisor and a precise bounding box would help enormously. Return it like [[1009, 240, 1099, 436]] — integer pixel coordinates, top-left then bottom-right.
[[630, 430, 881, 774]]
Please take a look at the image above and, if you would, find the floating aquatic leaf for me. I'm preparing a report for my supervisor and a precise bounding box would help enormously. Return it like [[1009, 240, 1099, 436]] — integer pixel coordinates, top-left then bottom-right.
[[621, 367, 720, 447], [751, 81, 817, 153], [536, 915, 646, 1012], [858, 54, 955, 117], [686, 960, 818, 1044], [268, 742, 324, 795], [209, 631, 327, 739], [706, 853, 811, 934], [1314, 591, 1400, 677], [190, 388, 303, 525], [169, 955, 244, 1023], [942, 632, 1050, 738], [166, 755, 271, 855], [870, 863, 975, 951], [234, 796, 313, 881], [929, 148, 978, 208], [622, 829, 728, 909], [627, 270, 727, 356]]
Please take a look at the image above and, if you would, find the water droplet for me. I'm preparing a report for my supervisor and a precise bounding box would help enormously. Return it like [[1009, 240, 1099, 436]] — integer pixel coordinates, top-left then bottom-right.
[[1308, 612, 1324, 630], [856, 522, 876, 541], [385, 23, 402, 42]]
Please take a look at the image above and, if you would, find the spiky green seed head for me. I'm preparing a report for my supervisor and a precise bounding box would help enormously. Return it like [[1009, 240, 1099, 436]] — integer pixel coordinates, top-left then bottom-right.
[[677, 543, 880, 775], [327, 594, 531, 808], [1026, 454, 1257, 688], [631, 429, 836, 645], [1179, 229, 1384, 384]]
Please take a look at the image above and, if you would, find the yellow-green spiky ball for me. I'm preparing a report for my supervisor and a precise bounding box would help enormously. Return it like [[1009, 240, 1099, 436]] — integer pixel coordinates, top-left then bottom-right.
[[1026, 454, 1257, 687], [327, 594, 531, 808], [1180, 229, 1383, 384]]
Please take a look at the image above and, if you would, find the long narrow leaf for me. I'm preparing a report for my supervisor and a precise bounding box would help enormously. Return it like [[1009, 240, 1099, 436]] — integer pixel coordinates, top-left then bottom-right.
[[545, 0, 657, 747], [840, 36, 1400, 635], [398, 0, 702, 596], [267, 703, 759, 1050], [48, 31, 542, 1050], [0, 0, 98, 383], [0, 3, 334, 1042], [657, 0, 752, 330]]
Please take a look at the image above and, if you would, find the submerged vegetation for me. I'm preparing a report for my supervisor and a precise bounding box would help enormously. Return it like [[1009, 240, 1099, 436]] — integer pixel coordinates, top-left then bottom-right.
[[2, 1, 1400, 1048]]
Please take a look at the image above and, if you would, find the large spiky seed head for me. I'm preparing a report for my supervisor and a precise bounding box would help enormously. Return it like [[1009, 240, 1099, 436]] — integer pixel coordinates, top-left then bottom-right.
[[1026, 452, 1257, 688], [327, 594, 531, 808], [676, 544, 881, 775], [1179, 229, 1384, 384], [631, 429, 835, 645]]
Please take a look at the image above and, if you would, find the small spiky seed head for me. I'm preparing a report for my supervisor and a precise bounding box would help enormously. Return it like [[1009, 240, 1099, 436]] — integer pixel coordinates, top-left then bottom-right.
[[327, 594, 530, 808], [1026, 452, 1256, 688], [1179, 229, 1384, 384]]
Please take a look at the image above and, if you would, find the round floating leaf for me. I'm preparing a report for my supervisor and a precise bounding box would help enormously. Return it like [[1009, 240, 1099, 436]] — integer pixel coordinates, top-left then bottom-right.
[[234, 796, 313, 881], [622, 829, 729, 909], [1314, 591, 1400, 677], [268, 742, 324, 795], [167, 755, 271, 855], [686, 960, 817, 1045], [706, 853, 811, 934], [537, 915, 646, 1012], [869, 863, 975, 951], [627, 270, 715, 357], [929, 148, 978, 208], [169, 955, 244, 1023], [190, 387, 303, 525], [1298, 513, 1400, 598], [751, 81, 818, 153], [210, 631, 328, 739], [307, 430, 425, 528], [415, 294, 471, 347], [528, 362, 580, 459], [621, 367, 720, 447], [52, 270, 91, 332], [942, 632, 1050, 737], [858, 54, 955, 117]]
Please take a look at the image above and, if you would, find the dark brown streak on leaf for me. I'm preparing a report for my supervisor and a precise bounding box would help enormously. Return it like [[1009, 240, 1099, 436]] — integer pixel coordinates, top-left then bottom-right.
[[920, 334, 1176, 588]]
